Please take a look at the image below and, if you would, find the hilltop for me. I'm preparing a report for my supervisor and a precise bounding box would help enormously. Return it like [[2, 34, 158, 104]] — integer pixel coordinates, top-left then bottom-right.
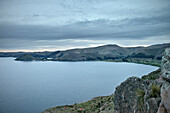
[[8, 43, 170, 66], [0, 43, 169, 66]]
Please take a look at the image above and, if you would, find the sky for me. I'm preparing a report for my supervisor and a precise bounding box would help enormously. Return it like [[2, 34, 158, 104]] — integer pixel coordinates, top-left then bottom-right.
[[0, 0, 170, 52]]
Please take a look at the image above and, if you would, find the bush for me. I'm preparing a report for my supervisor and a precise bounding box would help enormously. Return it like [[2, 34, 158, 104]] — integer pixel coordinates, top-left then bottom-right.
[[150, 84, 160, 98], [136, 88, 145, 106]]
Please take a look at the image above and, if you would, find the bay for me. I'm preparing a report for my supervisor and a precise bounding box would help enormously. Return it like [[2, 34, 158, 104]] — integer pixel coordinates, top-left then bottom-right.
[[0, 58, 158, 113]]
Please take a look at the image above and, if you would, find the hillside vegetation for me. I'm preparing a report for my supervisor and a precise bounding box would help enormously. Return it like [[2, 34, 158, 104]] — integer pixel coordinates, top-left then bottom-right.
[[9, 43, 169, 66], [42, 95, 114, 113]]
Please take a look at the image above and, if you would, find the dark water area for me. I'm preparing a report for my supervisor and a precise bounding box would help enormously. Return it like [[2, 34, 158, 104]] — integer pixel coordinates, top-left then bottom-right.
[[0, 58, 158, 113]]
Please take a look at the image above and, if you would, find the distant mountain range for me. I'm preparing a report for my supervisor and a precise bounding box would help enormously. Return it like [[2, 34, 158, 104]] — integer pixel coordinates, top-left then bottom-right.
[[0, 43, 170, 66]]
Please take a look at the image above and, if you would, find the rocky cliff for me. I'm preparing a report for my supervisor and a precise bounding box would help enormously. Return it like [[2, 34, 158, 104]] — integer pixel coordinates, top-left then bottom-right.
[[114, 48, 170, 113], [157, 48, 170, 113], [114, 77, 161, 113]]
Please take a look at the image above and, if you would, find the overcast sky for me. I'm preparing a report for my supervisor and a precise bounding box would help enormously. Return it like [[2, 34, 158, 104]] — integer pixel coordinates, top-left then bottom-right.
[[0, 0, 170, 52]]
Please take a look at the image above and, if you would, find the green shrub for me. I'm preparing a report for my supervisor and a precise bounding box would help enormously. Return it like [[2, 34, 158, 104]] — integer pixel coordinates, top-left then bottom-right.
[[150, 84, 160, 98], [136, 88, 145, 106]]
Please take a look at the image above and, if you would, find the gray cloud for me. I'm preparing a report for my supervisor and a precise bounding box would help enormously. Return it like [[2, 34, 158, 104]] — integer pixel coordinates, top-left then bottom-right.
[[0, 16, 170, 40], [0, 0, 170, 51]]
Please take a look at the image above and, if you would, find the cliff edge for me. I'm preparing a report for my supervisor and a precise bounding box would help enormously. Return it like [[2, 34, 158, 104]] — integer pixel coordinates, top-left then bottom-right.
[[157, 48, 170, 113], [114, 48, 170, 113]]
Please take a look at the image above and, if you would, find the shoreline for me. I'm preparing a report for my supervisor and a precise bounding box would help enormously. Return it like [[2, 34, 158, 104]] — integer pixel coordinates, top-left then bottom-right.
[[0, 56, 160, 67], [42, 66, 160, 113], [14, 57, 161, 67]]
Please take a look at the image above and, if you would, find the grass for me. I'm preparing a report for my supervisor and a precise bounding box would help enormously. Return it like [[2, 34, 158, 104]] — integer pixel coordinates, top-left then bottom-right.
[[136, 88, 145, 112], [42, 95, 114, 113], [150, 84, 161, 98], [135, 83, 161, 112], [136, 88, 145, 106]]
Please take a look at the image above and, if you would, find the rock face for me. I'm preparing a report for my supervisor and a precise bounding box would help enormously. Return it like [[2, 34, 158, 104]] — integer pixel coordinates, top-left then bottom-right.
[[158, 48, 170, 113], [161, 48, 170, 81], [114, 77, 148, 113], [114, 77, 161, 113], [113, 48, 170, 113]]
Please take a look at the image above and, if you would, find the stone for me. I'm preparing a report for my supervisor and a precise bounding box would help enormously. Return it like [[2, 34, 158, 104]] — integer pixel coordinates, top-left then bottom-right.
[[157, 87, 170, 113], [147, 98, 161, 113], [161, 48, 170, 81], [113, 76, 161, 113], [158, 48, 170, 113]]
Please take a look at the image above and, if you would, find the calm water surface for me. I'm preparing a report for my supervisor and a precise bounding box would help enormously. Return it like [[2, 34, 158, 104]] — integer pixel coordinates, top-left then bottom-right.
[[0, 58, 158, 113]]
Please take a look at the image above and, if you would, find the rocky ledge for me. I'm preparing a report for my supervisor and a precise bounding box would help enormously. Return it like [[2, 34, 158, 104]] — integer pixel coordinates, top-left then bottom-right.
[[157, 48, 170, 113], [114, 76, 162, 113], [114, 48, 170, 113]]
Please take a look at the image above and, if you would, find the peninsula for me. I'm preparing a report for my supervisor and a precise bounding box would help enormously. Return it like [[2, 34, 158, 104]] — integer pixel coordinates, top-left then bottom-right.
[[1, 43, 169, 67]]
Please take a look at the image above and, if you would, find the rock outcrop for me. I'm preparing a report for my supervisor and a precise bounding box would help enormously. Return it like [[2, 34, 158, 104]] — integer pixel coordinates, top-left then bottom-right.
[[114, 48, 170, 113], [114, 77, 161, 113], [114, 77, 145, 113], [158, 48, 170, 113]]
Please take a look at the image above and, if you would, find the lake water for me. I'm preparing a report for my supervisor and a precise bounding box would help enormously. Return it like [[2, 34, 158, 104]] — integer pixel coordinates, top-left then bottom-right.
[[0, 58, 158, 113]]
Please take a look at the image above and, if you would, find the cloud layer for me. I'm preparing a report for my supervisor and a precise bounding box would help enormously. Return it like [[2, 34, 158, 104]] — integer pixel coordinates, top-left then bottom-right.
[[0, 0, 170, 51]]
